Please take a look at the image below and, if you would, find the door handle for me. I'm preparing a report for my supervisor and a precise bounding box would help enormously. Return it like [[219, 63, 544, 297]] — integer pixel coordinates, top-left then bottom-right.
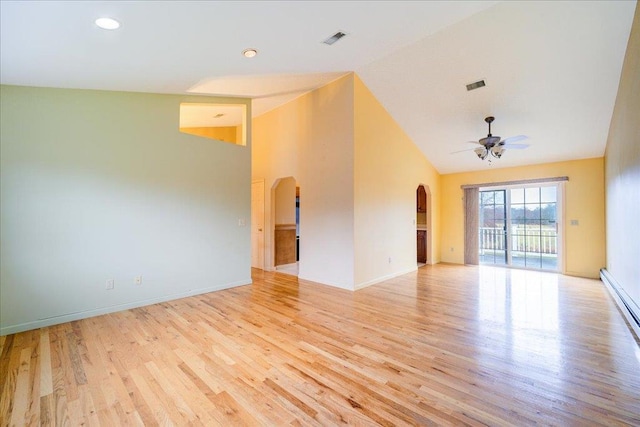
[[258, 228, 262, 231]]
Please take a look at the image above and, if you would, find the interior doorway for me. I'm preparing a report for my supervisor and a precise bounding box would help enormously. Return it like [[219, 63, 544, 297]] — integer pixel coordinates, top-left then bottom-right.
[[251, 179, 265, 269], [273, 177, 299, 276], [416, 184, 431, 265]]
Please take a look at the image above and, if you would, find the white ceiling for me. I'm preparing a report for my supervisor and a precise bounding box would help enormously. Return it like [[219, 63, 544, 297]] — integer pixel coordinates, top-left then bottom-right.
[[1, 1, 635, 173]]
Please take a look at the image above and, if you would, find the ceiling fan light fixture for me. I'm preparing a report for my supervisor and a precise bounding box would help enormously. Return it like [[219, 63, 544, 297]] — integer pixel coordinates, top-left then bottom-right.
[[491, 145, 504, 158], [467, 116, 529, 162], [454, 117, 529, 162], [474, 147, 488, 160]]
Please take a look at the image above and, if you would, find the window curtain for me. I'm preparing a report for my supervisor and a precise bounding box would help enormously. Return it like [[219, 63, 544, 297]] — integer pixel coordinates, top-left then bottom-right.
[[464, 187, 479, 265]]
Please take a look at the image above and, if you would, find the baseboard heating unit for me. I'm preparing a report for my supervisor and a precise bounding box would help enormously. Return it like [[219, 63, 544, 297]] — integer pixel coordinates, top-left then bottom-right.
[[601, 268, 640, 340]]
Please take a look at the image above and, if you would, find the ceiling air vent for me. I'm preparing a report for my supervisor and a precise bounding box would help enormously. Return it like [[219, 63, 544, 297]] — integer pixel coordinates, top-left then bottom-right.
[[466, 80, 486, 91], [323, 31, 347, 45]]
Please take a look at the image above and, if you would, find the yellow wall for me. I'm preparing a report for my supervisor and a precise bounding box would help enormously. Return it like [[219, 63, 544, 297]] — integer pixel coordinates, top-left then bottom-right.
[[180, 126, 240, 144], [440, 158, 605, 278], [353, 75, 441, 287]]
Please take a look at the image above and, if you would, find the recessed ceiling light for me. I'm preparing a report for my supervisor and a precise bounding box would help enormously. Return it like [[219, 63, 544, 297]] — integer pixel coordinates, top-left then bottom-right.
[[242, 48, 258, 58], [95, 17, 120, 30]]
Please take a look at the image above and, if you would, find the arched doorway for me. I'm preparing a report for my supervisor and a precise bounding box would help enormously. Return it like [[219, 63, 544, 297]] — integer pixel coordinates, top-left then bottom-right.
[[272, 177, 299, 276], [416, 184, 432, 265]]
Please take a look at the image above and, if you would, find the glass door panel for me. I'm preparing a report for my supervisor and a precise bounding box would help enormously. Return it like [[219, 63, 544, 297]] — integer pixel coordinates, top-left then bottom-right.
[[479, 190, 507, 265], [480, 185, 559, 271]]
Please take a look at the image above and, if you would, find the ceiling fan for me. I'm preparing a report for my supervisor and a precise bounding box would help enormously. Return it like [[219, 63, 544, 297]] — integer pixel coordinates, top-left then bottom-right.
[[456, 116, 529, 161]]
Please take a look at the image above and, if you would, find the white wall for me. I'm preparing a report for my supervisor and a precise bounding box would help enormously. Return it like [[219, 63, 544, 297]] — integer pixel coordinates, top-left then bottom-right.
[[605, 4, 640, 311], [0, 85, 252, 335], [252, 75, 355, 289], [253, 74, 442, 290]]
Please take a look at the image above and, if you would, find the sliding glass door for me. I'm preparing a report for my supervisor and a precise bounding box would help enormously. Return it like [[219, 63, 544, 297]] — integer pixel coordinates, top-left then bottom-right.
[[510, 186, 558, 270], [480, 184, 560, 271], [479, 190, 507, 265]]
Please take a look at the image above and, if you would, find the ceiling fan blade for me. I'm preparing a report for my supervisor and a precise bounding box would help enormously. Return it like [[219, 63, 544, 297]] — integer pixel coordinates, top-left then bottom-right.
[[502, 143, 529, 149], [501, 135, 528, 144], [450, 148, 476, 154]]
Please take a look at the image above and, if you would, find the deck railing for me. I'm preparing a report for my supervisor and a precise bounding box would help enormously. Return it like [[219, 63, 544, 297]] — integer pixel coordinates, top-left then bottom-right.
[[479, 227, 557, 254]]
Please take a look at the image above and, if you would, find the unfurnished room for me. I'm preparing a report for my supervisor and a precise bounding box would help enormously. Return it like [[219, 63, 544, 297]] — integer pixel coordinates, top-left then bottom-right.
[[1, 1, 639, 425]]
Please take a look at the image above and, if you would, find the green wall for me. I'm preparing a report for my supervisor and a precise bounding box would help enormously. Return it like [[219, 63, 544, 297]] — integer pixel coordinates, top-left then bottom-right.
[[0, 85, 252, 334]]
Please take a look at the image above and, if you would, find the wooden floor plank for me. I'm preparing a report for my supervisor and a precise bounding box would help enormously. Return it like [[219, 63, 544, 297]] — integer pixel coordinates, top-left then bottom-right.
[[1, 264, 639, 426], [8, 348, 32, 426], [38, 330, 53, 399]]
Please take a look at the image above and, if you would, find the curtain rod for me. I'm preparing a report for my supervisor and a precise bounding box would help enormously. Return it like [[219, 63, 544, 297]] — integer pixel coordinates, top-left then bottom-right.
[[460, 176, 569, 189]]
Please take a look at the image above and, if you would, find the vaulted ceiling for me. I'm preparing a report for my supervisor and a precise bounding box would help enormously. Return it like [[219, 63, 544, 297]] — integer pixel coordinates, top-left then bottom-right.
[[1, 1, 635, 173]]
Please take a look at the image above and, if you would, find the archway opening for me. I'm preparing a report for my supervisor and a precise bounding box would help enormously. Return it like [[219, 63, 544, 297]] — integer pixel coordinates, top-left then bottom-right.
[[416, 184, 432, 266], [273, 177, 299, 276]]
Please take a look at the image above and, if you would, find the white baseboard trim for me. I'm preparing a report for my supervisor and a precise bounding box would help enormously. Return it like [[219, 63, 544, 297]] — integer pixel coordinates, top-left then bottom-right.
[[600, 268, 640, 340], [276, 262, 298, 270], [354, 266, 418, 291], [297, 274, 353, 290], [0, 278, 252, 336]]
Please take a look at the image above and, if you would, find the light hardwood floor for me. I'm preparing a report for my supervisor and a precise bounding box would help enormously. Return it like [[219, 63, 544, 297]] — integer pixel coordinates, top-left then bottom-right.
[[1, 264, 639, 426]]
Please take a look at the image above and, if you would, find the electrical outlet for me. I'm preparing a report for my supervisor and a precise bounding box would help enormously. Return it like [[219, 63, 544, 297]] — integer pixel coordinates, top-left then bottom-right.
[[135, 276, 142, 285], [388, 257, 392, 264], [238, 218, 246, 226], [106, 279, 114, 290]]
